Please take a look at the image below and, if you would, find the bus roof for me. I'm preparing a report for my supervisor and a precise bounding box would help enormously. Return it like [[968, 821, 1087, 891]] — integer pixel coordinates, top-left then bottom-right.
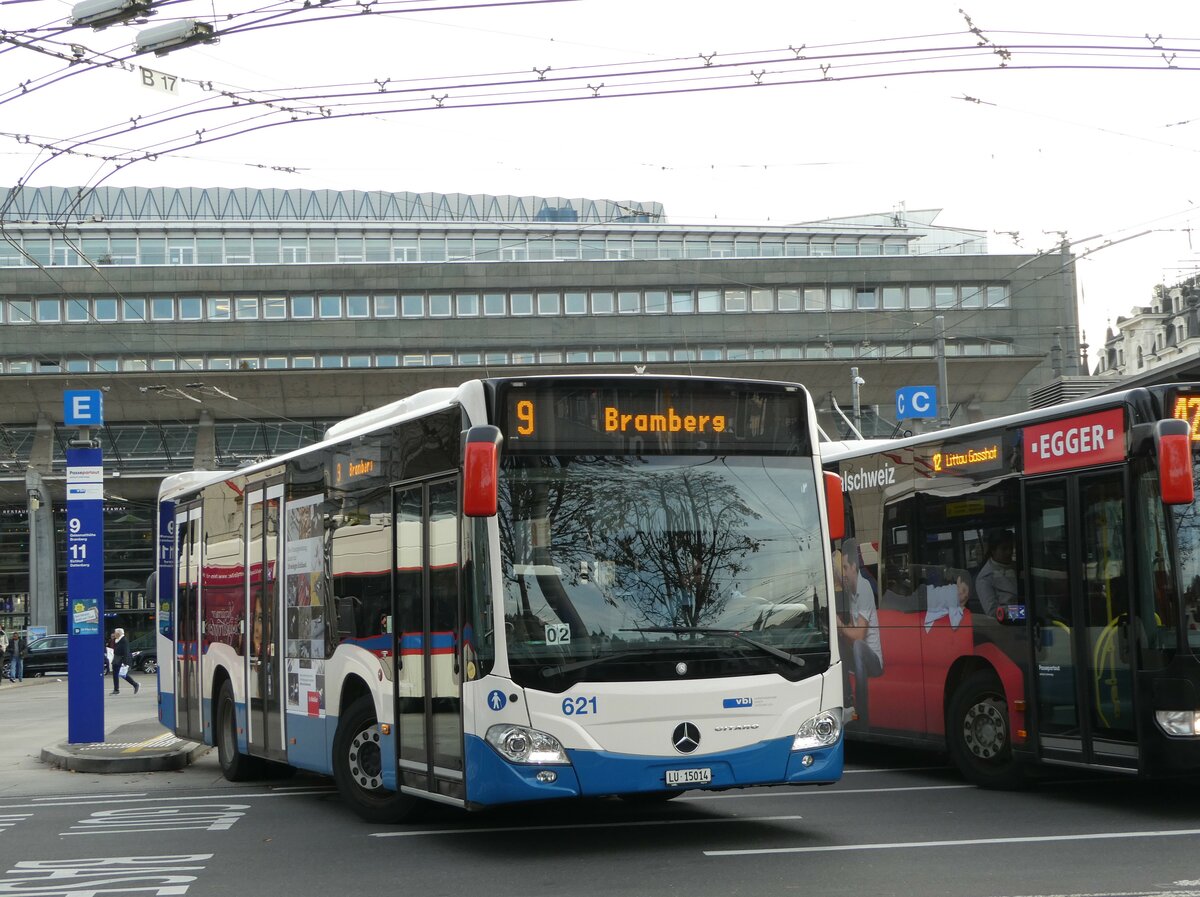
[[822, 382, 1188, 462]]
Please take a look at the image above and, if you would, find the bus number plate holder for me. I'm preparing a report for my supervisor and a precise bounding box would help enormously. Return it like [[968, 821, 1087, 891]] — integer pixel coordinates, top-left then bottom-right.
[[665, 767, 711, 786]]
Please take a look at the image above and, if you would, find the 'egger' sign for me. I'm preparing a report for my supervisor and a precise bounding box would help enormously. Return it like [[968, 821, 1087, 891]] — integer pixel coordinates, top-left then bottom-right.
[[1022, 407, 1125, 474]]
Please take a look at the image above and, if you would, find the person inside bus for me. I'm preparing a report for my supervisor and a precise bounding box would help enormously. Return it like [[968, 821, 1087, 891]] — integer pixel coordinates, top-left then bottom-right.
[[975, 530, 1019, 617], [838, 538, 883, 726]]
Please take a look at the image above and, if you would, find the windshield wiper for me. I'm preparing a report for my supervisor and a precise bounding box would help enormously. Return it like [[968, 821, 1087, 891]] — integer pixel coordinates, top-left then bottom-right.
[[618, 626, 806, 670]]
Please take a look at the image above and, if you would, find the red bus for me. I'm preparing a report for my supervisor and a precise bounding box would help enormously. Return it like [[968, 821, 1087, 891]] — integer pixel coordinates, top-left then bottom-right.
[[823, 383, 1200, 785]]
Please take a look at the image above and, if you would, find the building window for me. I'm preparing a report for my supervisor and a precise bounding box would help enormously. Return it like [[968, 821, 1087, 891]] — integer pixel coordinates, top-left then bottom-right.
[[830, 288, 852, 311], [593, 350, 616, 363], [484, 352, 508, 365], [66, 298, 89, 322], [803, 288, 825, 311], [236, 297, 260, 320], [881, 287, 904, 310], [263, 296, 287, 320], [236, 357, 260, 370], [564, 292, 588, 315], [644, 291, 668, 315], [264, 357, 288, 369], [855, 288, 877, 310], [208, 357, 232, 370], [724, 290, 747, 312], [751, 289, 773, 312], [511, 293, 534, 316], [537, 292, 561, 316], [179, 296, 203, 320], [960, 285, 983, 308], [483, 293, 506, 316], [429, 294, 452, 318], [698, 290, 721, 313], [458, 352, 481, 366], [619, 350, 643, 362], [513, 350, 536, 365], [986, 285, 1009, 308], [319, 295, 342, 319], [346, 295, 371, 318], [591, 292, 614, 315], [400, 294, 423, 318], [908, 286, 931, 309], [291, 295, 314, 319], [646, 349, 669, 362], [347, 354, 371, 368], [122, 298, 146, 321], [671, 291, 694, 314], [319, 355, 343, 368], [293, 356, 315, 369], [618, 291, 640, 314], [375, 295, 398, 318], [455, 294, 478, 317], [207, 297, 231, 321], [566, 351, 588, 363], [151, 297, 175, 321], [94, 298, 117, 322], [36, 299, 60, 322], [376, 354, 399, 367], [934, 286, 956, 308], [777, 289, 800, 312]]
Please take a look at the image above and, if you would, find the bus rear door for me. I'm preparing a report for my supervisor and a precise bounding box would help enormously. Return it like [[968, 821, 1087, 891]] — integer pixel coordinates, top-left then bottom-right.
[[1023, 470, 1138, 771], [245, 482, 286, 762], [175, 504, 202, 741]]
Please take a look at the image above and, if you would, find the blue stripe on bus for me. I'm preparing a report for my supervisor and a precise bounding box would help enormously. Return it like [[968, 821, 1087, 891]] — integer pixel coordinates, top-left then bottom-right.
[[463, 733, 843, 806]]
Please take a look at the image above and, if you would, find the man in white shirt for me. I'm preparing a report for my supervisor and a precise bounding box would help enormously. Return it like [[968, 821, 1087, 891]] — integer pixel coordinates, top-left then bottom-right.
[[838, 538, 883, 726], [975, 531, 1019, 617]]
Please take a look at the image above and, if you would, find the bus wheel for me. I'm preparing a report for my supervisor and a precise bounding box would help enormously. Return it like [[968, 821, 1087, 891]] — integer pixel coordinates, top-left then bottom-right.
[[947, 671, 1025, 789], [216, 682, 265, 782], [333, 696, 419, 824]]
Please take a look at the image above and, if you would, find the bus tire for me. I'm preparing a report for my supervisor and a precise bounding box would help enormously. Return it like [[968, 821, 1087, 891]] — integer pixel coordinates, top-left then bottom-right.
[[333, 696, 419, 824], [216, 681, 264, 782], [946, 671, 1025, 789]]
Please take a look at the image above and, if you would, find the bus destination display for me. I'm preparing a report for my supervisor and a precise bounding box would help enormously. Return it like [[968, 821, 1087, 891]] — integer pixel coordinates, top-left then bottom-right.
[[500, 380, 807, 454], [1168, 388, 1200, 444]]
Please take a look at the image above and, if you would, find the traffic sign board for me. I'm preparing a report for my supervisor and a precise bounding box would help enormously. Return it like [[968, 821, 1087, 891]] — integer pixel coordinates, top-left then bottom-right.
[[896, 386, 937, 420]]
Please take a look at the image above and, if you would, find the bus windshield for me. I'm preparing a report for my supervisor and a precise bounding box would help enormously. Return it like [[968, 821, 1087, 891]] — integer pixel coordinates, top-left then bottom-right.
[[498, 453, 829, 689]]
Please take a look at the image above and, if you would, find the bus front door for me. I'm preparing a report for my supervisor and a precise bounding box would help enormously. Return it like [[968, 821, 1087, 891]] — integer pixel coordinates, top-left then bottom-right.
[[174, 505, 202, 741], [245, 483, 286, 762], [1024, 471, 1138, 771], [393, 478, 464, 801]]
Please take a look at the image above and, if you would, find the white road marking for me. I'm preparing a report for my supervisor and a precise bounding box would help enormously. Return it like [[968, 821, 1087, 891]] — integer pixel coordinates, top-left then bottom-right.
[[371, 814, 806, 838], [0, 813, 32, 833], [704, 827, 1200, 856], [842, 766, 952, 774], [0, 788, 334, 810], [32, 793, 147, 801]]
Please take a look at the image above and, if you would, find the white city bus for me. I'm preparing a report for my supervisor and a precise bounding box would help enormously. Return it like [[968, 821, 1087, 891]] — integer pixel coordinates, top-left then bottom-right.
[[156, 375, 847, 821]]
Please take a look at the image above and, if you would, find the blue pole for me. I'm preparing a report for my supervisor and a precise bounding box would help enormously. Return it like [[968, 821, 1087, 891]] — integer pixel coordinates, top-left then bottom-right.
[[66, 445, 105, 743]]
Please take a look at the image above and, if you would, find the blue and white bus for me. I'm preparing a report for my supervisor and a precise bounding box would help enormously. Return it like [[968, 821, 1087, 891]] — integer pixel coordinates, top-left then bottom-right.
[[156, 375, 846, 821]]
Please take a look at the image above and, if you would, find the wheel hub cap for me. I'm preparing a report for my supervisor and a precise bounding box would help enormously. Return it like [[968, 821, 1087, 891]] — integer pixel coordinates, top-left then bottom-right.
[[348, 724, 383, 791], [963, 698, 1007, 760]]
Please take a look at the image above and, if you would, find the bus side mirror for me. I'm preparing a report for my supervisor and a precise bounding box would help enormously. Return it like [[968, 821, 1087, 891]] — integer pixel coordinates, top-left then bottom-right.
[[1156, 418, 1194, 506], [463, 426, 502, 517], [824, 471, 845, 541]]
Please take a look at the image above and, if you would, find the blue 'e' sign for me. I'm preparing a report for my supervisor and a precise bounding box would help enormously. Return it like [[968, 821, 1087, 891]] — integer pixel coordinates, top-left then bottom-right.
[[64, 390, 104, 425]]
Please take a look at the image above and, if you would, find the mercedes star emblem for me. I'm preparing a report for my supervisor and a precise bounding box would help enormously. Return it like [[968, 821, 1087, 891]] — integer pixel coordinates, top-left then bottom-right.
[[672, 722, 701, 754]]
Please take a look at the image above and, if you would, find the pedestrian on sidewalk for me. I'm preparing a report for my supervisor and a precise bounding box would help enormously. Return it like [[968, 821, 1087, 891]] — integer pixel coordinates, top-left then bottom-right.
[[0, 626, 8, 683], [110, 628, 139, 695], [5, 632, 23, 682]]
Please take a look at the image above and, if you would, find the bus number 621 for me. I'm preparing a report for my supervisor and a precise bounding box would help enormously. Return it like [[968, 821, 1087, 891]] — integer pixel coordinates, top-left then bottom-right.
[[562, 696, 598, 715]]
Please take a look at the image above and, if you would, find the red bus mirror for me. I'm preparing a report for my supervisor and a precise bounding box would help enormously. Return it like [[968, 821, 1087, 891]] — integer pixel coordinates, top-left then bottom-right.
[[1156, 418, 1194, 506], [463, 426, 502, 517], [824, 471, 845, 541]]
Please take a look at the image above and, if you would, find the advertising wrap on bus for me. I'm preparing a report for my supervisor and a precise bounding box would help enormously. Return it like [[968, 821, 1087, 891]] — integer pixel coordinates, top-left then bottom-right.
[[824, 384, 1200, 787]]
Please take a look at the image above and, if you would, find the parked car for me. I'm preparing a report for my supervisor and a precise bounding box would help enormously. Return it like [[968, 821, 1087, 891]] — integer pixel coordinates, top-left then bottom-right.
[[129, 632, 157, 674], [22, 635, 69, 677]]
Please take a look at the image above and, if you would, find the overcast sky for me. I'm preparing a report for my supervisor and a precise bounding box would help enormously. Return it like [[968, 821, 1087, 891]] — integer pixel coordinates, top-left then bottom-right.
[[4, 0, 1200, 367]]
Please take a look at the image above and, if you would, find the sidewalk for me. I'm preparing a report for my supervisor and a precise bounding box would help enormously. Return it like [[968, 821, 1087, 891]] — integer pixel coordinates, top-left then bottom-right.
[[3, 674, 210, 774]]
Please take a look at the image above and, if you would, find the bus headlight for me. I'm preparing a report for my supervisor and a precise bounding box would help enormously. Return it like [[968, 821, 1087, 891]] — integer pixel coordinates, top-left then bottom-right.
[[485, 724, 571, 764], [792, 710, 842, 751], [1155, 710, 1200, 737]]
